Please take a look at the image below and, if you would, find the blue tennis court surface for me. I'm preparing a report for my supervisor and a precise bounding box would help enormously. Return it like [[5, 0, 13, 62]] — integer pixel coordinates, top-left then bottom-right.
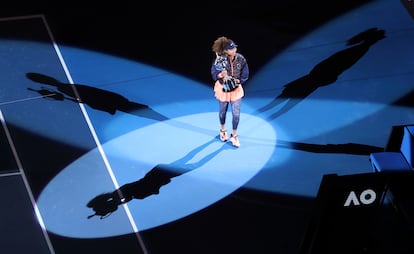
[[2, 0, 414, 253]]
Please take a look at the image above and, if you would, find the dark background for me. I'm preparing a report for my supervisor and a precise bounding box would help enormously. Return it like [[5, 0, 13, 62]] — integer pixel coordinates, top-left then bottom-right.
[[1, 1, 373, 85]]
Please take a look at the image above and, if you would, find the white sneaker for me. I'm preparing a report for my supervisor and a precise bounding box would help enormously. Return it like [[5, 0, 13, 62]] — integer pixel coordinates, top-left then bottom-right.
[[219, 129, 228, 142], [230, 134, 240, 147]]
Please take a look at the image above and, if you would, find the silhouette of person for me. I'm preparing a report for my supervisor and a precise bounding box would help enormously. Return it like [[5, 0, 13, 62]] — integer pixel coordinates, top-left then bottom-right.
[[87, 138, 229, 219], [26, 72, 168, 121], [257, 27, 385, 120]]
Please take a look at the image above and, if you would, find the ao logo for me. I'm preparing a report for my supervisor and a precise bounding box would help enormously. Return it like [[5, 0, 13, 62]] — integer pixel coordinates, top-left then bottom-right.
[[344, 189, 376, 207]]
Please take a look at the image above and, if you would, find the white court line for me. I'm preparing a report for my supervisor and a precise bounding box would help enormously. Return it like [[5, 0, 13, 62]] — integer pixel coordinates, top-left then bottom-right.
[[0, 93, 59, 106], [39, 15, 149, 254], [0, 109, 55, 254], [0, 14, 44, 22], [0, 171, 21, 177]]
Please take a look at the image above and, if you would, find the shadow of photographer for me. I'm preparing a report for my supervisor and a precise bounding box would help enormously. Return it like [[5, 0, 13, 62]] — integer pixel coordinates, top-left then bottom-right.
[[256, 27, 386, 120], [87, 137, 232, 219], [26, 72, 168, 121]]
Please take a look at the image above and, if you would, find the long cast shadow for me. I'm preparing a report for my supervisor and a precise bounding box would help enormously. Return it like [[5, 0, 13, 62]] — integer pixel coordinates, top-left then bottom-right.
[[277, 140, 383, 155], [26, 72, 168, 121], [391, 88, 414, 108], [256, 27, 386, 120], [87, 137, 231, 219]]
